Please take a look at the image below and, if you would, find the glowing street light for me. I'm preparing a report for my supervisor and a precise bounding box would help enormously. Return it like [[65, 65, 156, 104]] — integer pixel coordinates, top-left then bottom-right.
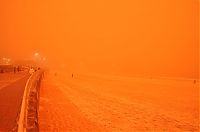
[[33, 52, 41, 62], [34, 52, 39, 57]]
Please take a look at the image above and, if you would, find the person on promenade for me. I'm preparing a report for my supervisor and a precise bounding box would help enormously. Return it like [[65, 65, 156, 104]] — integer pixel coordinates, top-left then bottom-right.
[[14, 67, 16, 74]]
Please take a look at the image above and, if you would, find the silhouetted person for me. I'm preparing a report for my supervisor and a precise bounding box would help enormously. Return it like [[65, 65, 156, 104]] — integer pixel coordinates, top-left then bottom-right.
[[17, 66, 20, 72], [72, 73, 74, 78], [14, 67, 16, 74], [194, 80, 196, 84]]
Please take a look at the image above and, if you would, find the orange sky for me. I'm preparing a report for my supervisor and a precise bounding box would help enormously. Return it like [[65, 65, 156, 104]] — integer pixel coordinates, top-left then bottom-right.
[[0, 0, 199, 78]]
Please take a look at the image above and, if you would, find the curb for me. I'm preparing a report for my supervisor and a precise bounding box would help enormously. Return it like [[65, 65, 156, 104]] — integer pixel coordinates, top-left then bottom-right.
[[17, 70, 43, 132]]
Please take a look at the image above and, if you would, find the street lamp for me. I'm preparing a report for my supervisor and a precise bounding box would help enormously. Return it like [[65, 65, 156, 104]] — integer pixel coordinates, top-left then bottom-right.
[[34, 52, 39, 57]]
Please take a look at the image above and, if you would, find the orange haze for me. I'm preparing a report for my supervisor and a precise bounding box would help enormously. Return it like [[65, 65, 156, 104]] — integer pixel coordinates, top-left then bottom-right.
[[0, 0, 199, 78]]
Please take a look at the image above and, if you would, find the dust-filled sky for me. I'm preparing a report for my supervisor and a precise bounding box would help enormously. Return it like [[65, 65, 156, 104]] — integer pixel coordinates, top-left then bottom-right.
[[0, 0, 199, 78]]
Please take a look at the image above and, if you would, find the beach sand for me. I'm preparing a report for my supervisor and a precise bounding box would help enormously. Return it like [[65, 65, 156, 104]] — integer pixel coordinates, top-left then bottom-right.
[[39, 72, 199, 131]]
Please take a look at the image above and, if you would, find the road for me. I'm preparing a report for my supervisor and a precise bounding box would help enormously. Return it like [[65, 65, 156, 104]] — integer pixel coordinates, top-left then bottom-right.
[[0, 73, 30, 131], [39, 72, 199, 131]]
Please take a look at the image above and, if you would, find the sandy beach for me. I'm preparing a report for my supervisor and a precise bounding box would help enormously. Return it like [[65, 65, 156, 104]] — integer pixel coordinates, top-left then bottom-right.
[[39, 72, 199, 131]]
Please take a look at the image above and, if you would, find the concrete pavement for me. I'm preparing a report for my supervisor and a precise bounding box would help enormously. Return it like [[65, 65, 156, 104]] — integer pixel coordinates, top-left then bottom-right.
[[0, 74, 30, 131]]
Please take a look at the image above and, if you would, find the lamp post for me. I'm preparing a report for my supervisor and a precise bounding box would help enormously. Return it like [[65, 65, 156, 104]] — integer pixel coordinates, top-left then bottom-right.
[[34, 52, 41, 61]]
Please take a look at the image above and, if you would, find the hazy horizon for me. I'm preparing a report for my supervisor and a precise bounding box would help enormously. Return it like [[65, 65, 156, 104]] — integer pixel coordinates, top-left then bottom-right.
[[0, 0, 199, 78]]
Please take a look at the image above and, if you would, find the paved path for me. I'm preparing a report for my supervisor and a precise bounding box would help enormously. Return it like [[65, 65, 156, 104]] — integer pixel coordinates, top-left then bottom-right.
[[0, 74, 30, 131], [0, 72, 28, 89]]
